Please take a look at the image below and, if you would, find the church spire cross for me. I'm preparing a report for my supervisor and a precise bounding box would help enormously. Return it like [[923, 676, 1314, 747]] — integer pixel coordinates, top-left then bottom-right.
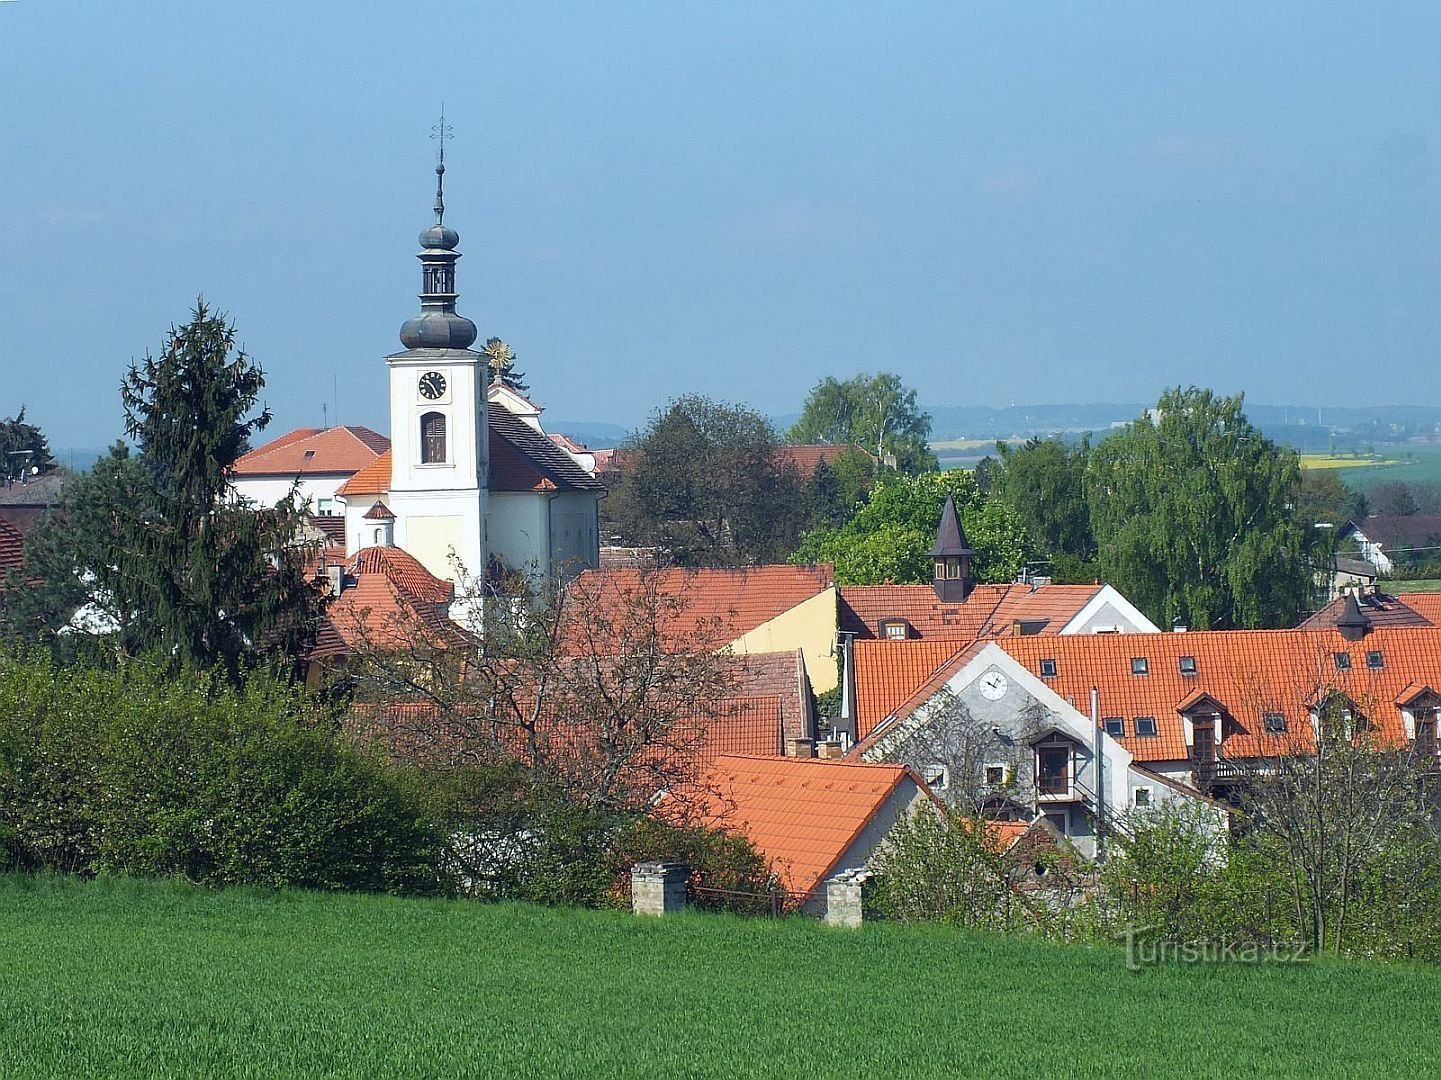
[[430, 108, 452, 224]]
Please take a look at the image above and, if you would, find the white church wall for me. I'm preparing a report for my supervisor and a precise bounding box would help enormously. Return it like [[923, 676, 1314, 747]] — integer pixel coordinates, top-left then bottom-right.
[[548, 491, 599, 578], [233, 474, 349, 514], [488, 492, 550, 578]]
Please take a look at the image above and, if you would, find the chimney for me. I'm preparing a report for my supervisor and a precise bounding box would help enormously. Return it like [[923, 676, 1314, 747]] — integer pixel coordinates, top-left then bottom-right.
[[786, 737, 815, 758], [930, 495, 975, 603], [816, 740, 844, 759]]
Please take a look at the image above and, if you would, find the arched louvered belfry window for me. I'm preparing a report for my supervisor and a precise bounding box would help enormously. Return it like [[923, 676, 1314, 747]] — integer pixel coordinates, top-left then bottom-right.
[[420, 411, 447, 464]]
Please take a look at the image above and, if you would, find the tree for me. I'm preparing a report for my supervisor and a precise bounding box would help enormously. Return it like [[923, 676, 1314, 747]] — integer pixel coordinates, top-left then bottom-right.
[[7, 302, 326, 678], [1294, 468, 1365, 528], [1371, 480, 1419, 517], [789, 372, 937, 474], [1087, 387, 1318, 629], [604, 395, 805, 566], [0, 407, 53, 477], [995, 435, 1095, 564], [790, 470, 1028, 585]]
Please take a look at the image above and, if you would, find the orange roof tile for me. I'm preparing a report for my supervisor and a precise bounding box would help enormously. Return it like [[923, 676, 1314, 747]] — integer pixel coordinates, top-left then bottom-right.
[[854, 639, 973, 741], [1401, 593, 1441, 625], [337, 450, 392, 497], [233, 426, 389, 476], [567, 565, 833, 650], [840, 582, 1102, 641], [694, 754, 915, 897], [999, 628, 1441, 762], [351, 546, 454, 605]]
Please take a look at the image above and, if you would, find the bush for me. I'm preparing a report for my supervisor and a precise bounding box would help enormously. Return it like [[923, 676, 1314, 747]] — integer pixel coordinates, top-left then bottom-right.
[[0, 655, 445, 894]]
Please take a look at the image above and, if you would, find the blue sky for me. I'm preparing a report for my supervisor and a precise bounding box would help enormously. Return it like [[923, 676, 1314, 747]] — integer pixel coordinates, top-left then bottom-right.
[[3, 2, 1438, 448]]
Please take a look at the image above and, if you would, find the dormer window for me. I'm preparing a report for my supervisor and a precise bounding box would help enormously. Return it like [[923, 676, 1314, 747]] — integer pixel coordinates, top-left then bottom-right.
[[878, 618, 910, 640], [1039, 658, 1058, 678], [1263, 711, 1287, 734], [1131, 657, 1149, 676], [1333, 652, 1352, 672], [1366, 650, 1384, 670], [1178, 655, 1197, 676], [420, 411, 447, 464]]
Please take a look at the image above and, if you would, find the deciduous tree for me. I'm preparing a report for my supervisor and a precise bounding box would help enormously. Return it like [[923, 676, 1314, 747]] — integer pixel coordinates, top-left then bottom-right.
[[1087, 387, 1318, 629], [789, 372, 937, 474]]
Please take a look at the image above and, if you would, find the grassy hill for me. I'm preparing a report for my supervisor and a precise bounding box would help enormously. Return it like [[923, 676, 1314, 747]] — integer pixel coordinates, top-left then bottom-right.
[[1, 874, 1436, 1078]]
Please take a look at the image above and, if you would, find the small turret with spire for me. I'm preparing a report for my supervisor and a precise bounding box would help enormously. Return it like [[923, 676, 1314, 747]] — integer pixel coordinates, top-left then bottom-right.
[[930, 494, 975, 603], [398, 110, 478, 351]]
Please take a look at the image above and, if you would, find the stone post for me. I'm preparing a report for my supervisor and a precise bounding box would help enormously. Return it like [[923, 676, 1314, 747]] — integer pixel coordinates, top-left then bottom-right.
[[824, 869, 868, 928], [631, 861, 689, 916]]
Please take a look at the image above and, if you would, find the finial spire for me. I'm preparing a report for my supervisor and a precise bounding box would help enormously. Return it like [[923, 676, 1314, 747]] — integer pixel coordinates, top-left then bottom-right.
[[430, 107, 452, 224]]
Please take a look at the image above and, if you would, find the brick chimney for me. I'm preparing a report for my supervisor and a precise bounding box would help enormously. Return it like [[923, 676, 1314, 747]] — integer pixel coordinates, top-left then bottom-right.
[[786, 737, 815, 758]]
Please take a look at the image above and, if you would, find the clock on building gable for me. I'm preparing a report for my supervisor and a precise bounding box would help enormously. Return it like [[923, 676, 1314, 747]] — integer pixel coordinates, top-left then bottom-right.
[[418, 370, 448, 401]]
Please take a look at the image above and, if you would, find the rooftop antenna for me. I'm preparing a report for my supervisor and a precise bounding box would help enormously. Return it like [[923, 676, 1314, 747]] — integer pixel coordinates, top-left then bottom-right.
[[430, 106, 452, 224]]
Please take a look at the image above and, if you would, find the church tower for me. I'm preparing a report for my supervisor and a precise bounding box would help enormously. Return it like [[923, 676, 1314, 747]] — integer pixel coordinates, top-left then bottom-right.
[[385, 119, 489, 595]]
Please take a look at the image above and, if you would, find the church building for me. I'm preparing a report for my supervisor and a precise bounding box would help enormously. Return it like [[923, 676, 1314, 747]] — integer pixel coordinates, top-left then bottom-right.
[[235, 150, 603, 604]]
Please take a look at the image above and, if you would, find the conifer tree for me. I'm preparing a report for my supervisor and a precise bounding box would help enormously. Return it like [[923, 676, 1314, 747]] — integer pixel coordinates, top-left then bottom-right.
[[109, 300, 325, 678]]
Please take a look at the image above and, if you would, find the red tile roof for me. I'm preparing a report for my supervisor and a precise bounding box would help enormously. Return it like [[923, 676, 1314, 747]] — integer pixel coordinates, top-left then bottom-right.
[[693, 754, 917, 898], [999, 628, 1441, 762], [1405, 594, 1441, 624], [773, 444, 876, 477], [568, 565, 834, 650], [337, 450, 392, 497], [232, 426, 390, 476], [840, 582, 1102, 641], [314, 546, 464, 657], [0, 517, 24, 576], [854, 639, 972, 741]]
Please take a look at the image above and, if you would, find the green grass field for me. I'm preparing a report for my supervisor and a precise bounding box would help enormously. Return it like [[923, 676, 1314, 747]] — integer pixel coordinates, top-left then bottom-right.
[[1305, 445, 1441, 493], [2, 875, 1437, 1078]]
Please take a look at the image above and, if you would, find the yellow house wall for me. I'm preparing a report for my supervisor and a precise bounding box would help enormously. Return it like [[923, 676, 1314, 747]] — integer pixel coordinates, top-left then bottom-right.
[[727, 586, 839, 694]]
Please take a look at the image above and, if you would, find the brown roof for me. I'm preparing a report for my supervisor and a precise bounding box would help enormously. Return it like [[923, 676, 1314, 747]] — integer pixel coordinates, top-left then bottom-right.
[[692, 754, 919, 898], [232, 426, 390, 476], [1299, 591, 1436, 631], [335, 406, 605, 500], [310, 514, 347, 544], [568, 565, 834, 650], [719, 650, 815, 742], [839, 582, 1102, 641], [1346, 515, 1441, 552]]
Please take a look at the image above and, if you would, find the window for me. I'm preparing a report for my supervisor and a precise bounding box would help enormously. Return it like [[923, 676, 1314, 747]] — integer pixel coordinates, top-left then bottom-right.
[[420, 411, 447, 464], [1134, 716, 1158, 737], [879, 619, 909, 640], [1103, 717, 1125, 738], [1131, 656, 1149, 676], [923, 763, 950, 791], [1044, 811, 1069, 836], [1039, 658, 1058, 678], [1366, 650, 1384, 670], [317, 497, 334, 515], [983, 764, 1008, 786], [1037, 745, 1070, 794], [1178, 655, 1197, 675], [1263, 712, 1287, 734], [1333, 651, 1352, 672], [1418, 716, 1438, 756], [1133, 787, 1153, 808]]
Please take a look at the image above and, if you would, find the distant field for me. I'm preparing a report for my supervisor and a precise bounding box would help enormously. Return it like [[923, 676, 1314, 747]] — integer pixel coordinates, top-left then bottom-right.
[[930, 438, 993, 452], [2, 875, 1438, 1078], [1300, 454, 1400, 470], [1388, 579, 1441, 593], [1302, 446, 1441, 492]]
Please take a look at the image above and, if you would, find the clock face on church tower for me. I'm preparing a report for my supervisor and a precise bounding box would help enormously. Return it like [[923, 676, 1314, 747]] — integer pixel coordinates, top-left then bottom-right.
[[418, 371, 447, 400]]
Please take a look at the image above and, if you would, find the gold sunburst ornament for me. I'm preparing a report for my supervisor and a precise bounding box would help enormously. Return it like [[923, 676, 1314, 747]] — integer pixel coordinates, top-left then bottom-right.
[[483, 337, 515, 375]]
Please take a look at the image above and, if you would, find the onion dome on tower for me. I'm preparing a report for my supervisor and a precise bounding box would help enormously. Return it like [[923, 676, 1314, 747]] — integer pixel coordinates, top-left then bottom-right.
[[398, 122, 478, 351]]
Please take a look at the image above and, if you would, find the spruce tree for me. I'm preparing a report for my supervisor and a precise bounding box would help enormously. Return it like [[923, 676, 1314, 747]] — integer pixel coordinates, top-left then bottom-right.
[[112, 300, 324, 678]]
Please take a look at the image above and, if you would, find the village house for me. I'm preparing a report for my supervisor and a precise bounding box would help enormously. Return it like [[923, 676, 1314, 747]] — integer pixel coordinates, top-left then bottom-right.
[[1340, 514, 1441, 576]]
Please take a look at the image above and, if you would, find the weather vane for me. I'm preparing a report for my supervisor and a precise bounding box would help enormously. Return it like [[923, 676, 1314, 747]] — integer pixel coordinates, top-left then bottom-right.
[[430, 107, 452, 223]]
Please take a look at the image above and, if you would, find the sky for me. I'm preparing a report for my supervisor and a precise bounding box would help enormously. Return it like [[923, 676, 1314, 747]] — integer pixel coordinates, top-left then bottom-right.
[[3, 2, 1439, 449]]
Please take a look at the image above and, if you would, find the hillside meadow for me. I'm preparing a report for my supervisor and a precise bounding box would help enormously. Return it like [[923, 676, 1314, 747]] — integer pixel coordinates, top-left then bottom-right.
[[2, 876, 1438, 1078]]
